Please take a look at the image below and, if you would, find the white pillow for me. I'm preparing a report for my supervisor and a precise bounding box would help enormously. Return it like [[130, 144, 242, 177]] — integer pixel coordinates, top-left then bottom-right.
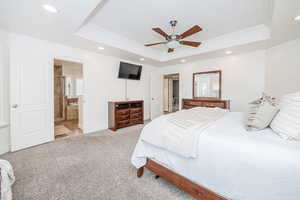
[[246, 93, 279, 131], [270, 92, 300, 140]]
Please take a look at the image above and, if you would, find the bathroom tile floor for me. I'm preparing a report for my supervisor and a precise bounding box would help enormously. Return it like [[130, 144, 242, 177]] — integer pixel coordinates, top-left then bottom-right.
[[54, 119, 83, 139]]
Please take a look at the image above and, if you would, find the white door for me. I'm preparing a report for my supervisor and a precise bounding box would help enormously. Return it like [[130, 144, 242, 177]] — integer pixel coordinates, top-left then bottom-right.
[[10, 58, 53, 151], [150, 71, 162, 120]]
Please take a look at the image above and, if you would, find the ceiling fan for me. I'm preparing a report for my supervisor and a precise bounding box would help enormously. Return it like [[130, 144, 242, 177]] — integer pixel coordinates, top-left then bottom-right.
[[145, 20, 202, 53]]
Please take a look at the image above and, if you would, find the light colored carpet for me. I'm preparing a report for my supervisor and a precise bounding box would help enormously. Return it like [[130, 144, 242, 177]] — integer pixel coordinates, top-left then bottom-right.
[[1, 124, 194, 200]]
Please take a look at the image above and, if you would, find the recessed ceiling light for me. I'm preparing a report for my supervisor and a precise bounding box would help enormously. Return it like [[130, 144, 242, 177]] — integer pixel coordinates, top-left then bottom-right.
[[225, 51, 232, 55], [98, 46, 105, 50], [181, 59, 186, 63], [294, 15, 300, 21], [42, 4, 58, 13], [139, 58, 145, 61]]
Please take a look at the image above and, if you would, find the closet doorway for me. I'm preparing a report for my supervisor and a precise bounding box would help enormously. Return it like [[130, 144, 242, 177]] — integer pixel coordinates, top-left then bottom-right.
[[163, 73, 180, 114], [53, 59, 84, 139]]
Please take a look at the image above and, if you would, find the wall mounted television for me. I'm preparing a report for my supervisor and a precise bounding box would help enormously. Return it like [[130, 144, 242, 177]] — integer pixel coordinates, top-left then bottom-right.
[[118, 62, 142, 80]]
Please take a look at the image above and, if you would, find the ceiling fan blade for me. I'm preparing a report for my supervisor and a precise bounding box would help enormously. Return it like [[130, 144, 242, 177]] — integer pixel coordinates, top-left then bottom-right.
[[152, 28, 169, 39], [180, 41, 202, 47], [180, 25, 202, 39], [168, 48, 174, 53], [144, 42, 167, 47]]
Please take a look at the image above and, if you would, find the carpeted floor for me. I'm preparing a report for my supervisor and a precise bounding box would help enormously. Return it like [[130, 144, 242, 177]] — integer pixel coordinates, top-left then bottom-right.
[[1, 124, 194, 200]]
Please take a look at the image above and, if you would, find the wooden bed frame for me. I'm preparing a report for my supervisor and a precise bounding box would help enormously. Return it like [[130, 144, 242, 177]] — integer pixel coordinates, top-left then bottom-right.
[[137, 159, 227, 200]]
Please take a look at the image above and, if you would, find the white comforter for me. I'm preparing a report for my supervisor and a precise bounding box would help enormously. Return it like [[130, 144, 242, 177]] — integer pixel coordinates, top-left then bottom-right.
[[0, 160, 15, 200], [131, 112, 300, 200], [141, 107, 228, 158]]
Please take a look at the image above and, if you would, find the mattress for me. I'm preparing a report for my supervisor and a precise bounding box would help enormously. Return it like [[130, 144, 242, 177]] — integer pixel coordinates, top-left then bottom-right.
[[131, 112, 300, 200]]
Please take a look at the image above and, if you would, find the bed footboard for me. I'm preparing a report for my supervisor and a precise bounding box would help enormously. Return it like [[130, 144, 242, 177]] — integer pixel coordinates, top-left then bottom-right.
[[137, 167, 144, 177], [137, 159, 227, 200]]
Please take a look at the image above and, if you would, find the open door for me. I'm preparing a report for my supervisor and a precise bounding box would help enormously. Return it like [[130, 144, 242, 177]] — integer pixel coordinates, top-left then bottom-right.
[[150, 71, 162, 120], [10, 58, 53, 151]]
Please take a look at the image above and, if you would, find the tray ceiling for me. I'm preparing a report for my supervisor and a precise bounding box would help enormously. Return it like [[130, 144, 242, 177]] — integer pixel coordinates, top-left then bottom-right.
[[90, 0, 272, 46], [1, 0, 299, 66], [77, 0, 273, 61]]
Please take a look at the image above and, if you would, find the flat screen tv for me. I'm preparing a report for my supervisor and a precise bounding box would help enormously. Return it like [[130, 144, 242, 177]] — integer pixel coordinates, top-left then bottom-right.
[[118, 62, 142, 80]]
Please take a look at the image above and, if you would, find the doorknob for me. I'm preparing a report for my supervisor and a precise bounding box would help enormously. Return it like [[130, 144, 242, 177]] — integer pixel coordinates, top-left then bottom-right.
[[12, 104, 18, 108], [152, 98, 155, 100]]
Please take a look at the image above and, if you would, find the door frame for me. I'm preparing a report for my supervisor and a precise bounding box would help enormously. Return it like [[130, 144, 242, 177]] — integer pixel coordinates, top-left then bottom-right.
[[51, 57, 85, 140], [163, 73, 180, 113]]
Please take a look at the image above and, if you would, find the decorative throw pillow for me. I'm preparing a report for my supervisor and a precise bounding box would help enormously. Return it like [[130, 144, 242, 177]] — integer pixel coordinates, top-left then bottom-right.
[[246, 93, 279, 131], [270, 91, 300, 140]]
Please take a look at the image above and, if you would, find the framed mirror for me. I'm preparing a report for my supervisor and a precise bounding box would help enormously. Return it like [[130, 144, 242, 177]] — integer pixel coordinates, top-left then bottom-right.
[[193, 70, 221, 99]]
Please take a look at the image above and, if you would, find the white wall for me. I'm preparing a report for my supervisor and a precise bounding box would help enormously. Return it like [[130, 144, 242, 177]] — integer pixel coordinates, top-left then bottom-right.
[[9, 33, 156, 136], [156, 50, 267, 112], [4, 30, 300, 154], [0, 29, 10, 154], [266, 38, 300, 98]]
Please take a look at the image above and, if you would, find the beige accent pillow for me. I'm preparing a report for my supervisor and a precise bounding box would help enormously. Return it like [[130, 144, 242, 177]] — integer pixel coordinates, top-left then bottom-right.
[[270, 92, 300, 140], [246, 93, 279, 131]]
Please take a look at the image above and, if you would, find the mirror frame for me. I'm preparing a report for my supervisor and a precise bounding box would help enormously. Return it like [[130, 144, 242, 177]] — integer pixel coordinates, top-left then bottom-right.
[[193, 70, 222, 99]]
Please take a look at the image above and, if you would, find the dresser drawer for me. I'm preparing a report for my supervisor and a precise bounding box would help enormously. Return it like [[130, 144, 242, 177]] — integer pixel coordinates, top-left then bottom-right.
[[116, 114, 130, 121], [130, 112, 142, 119], [182, 99, 230, 110], [183, 105, 195, 110], [130, 108, 142, 114], [130, 118, 143, 124], [117, 119, 130, 128], [116, 109, 130, 116], [202, 102, 225, 108], [184, 101, 202, 106]]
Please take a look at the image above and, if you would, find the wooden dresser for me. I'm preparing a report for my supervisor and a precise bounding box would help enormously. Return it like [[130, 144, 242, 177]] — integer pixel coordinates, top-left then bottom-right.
[[108, 100, 144, 131], [182, 98, 230, 110]]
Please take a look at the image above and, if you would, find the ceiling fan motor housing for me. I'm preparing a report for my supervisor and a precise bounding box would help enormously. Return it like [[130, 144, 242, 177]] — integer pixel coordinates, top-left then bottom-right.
[[167, 35, 180, 40], [170, 20, 178, 27]]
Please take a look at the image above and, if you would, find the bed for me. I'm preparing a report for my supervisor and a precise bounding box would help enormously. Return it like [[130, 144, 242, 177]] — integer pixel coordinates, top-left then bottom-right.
[[131, 111, 300, 200]]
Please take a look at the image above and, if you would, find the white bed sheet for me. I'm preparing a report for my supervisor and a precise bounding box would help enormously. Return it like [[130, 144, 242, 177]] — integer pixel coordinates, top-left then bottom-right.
[[131, 112, 300, 200]]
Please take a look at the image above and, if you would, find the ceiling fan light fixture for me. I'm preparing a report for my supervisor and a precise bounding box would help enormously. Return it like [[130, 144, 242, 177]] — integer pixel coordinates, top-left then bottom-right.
[[166, 40, 180, 49]]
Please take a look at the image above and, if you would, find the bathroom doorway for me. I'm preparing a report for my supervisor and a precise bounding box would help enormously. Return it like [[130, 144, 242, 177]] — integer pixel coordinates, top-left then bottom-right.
[[53, 59, 84, 139], [163, 73, 180, 114]]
